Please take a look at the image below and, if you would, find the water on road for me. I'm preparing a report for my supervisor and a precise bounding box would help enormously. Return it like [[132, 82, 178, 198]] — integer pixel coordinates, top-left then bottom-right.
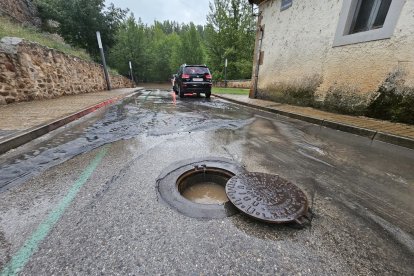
[[1, 89, 413, 275]]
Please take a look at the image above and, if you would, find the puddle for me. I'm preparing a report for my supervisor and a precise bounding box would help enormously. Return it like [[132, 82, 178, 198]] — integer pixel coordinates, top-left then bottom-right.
[[181, 182, 228, 204], [0, 92, 253, 191], [177, 168, 232, 206]]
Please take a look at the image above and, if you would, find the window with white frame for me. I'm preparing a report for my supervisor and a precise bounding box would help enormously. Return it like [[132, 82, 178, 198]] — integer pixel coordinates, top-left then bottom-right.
[[350, 0, 392, 33], [333, 0, 405, 47]]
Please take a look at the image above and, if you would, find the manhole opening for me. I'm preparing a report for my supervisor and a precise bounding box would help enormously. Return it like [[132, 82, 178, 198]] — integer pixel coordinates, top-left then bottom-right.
[[177, 168, 234, 205], [156, 158, 246, 219]]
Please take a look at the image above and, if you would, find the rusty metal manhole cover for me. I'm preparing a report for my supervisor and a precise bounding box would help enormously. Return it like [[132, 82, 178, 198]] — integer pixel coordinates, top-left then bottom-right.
[[225, 172, 308, 224]]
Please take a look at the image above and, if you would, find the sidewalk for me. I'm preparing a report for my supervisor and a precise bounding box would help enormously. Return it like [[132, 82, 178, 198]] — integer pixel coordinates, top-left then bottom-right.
[[0, 88, 141, 154], [214, 94, 414, 150]]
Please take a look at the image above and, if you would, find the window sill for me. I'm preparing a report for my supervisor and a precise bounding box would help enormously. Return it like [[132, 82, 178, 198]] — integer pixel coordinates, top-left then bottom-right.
[[333, 28, 394, 47]]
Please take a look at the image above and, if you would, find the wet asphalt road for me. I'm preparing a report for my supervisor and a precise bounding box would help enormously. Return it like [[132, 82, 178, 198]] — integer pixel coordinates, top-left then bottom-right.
[[0, 89, 413, 275]]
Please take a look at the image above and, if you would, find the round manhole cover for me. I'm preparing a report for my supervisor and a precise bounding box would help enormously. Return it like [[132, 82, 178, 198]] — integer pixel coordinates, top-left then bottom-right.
[[225, 172, 308, 223], [156, 157, 247, 219]]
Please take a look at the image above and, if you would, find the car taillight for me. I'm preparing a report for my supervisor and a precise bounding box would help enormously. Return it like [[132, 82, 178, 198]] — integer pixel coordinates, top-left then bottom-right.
[[205, 74, 212, 80], [182, 74, 190, 79]]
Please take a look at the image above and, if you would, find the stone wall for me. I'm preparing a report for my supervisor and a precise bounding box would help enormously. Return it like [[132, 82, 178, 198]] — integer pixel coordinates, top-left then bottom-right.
[[0, 0, 41, 27], [214, 80, 251, 89], [0, 37, 133, 105], [252, 0, 414, 100]]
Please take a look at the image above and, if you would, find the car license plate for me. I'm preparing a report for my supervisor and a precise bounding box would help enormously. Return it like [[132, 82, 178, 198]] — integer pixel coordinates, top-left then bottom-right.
[[193, 78, 203, 82]]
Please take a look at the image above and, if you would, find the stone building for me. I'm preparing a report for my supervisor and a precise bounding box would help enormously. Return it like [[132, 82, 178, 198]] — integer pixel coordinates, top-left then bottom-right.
[[248, 0, 414, 114]]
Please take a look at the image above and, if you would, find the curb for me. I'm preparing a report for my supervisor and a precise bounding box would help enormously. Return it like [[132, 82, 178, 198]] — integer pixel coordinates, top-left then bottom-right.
[[214, 94, 414, 150], [0, 90, 140, 155]]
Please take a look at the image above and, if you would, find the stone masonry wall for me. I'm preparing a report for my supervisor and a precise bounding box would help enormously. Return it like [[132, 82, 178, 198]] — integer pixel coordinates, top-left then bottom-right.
[[0, 37, 133, 105], [214, 80, 251, 89], [0, 0, 41, 27]]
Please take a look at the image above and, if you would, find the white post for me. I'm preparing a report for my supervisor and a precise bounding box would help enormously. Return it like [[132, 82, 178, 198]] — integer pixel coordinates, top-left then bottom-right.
[[96, 31, 111, 90], [224, 58, 228, 88], [129, 61, 134, 84]]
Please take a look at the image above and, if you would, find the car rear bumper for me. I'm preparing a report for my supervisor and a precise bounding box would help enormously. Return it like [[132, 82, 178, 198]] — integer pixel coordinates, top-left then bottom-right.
[[181, 82, 212, 92]]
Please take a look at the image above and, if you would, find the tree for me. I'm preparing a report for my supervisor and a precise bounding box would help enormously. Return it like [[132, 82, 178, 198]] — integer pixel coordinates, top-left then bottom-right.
[[35, 0, 128, 59], [108, 18, 207, 82], [108, 15, 148, 81], [35, 0, 255, 82], [205, 0, 255, 80], [178, 23, 206, 65], [146, 23, 173, 81]]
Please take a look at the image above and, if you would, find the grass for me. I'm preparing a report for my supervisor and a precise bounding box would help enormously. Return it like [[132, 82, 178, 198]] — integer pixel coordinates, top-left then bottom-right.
[[212, 87, 250, 95], [0, 17, 91, 61]]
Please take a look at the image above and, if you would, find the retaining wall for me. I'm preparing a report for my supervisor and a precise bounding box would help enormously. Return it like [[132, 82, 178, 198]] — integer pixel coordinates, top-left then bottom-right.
[[214, 80, 251, 89], [0, 37, 133, 105]]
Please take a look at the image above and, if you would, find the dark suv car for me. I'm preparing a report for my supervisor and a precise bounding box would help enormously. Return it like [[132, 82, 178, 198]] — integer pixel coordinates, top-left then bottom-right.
[[173, 64, 212, 98]]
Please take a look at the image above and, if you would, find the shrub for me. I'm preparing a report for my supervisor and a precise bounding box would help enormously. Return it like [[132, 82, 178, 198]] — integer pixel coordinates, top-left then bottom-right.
[[260, 74, 321, 106], [367, 70, 414, 124], [323, 85, 370, 116], [0, 16, 91, 60]]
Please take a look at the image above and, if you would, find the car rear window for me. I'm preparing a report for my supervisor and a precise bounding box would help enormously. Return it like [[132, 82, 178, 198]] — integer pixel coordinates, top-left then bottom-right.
[[184, 67, 210, 74]]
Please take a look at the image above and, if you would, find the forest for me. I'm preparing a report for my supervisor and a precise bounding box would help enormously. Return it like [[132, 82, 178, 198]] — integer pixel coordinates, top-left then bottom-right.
[[34, 0, 256, 82]]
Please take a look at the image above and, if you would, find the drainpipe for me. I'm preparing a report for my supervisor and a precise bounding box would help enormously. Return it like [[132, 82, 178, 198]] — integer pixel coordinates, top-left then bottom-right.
[[253, 26, 264, 98]]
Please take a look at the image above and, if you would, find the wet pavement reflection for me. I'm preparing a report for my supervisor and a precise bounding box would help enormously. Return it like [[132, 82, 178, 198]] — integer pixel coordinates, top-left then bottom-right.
[[1, 89, 414, 274], [0, 90, 252, 191]]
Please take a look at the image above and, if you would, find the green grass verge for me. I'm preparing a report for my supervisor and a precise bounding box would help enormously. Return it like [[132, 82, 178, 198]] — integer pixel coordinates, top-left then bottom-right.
[[0, 17, 91, 61], [212, 87, 250, 95]]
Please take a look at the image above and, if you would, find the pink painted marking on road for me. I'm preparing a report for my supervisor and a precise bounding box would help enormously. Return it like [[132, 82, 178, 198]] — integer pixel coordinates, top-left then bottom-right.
[[171, 91, 176, 105]]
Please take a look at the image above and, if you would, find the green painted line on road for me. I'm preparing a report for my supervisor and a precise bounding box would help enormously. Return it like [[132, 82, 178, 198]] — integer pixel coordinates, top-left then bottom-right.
[[1, 146, 109, 276]]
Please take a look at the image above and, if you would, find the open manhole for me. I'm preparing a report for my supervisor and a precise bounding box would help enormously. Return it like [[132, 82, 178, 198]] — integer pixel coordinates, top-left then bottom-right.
[[157, 159, 310, 224], [178, 167, 232, 205], [156, 157, 247, 219]]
